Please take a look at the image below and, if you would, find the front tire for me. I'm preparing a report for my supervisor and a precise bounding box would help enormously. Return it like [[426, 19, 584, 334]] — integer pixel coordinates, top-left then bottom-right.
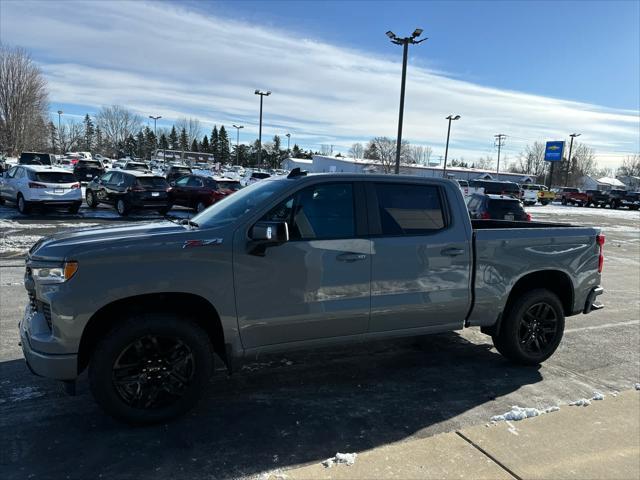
[[89, 314, 214, 425], [116, 198, 129, 216], [86, 190, 98, 209], [492, 289, 565, 365]]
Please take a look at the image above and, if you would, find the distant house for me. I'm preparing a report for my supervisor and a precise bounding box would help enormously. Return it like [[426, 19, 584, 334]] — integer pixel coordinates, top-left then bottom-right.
[[617, 175, 640, 190], [578, 175, 627, 190]]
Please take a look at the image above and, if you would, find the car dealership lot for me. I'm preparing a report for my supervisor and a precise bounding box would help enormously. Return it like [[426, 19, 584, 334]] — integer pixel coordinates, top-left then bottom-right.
[[0, 203, 638, 479]]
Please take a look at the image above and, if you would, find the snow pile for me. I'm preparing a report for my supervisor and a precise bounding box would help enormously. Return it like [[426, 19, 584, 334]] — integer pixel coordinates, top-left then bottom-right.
[[569, 398, 591, 407], [634, 383, 640, 391], [592, 391, 604, 401], [322, 452, 357, 468], [490, 405, 559, 422]]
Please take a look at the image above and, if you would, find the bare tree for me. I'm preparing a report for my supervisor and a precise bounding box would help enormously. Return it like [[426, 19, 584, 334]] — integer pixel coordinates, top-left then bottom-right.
[[408, 145, 433, 165], [96, 105, 141, 157], [475, 156, 494, 170], [617, 154, 640, 177], [566, 143, 596, 185], [175, 117, 202, 146], [0, 45, 49, 154], [58, 120, 84, 153], [513, 141, 547, 176], [348, 142, 364, 159], [365, 137, 410, 173]]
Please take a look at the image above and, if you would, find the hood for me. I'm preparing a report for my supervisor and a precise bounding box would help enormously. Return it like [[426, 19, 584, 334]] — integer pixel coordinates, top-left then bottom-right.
[[29, 221, 187, 261]]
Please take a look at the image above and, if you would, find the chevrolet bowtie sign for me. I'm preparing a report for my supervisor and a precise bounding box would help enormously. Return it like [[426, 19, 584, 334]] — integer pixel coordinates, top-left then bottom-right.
[[544, 141, 565, 162]]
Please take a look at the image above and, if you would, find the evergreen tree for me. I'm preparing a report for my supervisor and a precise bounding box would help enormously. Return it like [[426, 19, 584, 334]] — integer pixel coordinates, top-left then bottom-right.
[[48, 121, 57, 153], [158, 133, 169, 150], [124, 134, 136, 156], [135, 130, 145, 158], [210, 126, 219, 159], [95, 126, 104, 155], [179, 127, 188, 151], [169, 126, 179, 150], [218, 125, 230, 163], [292, 144, 301, 158], [191, 139, 199, 152], [144, 127, 157, 159], [82, 114, 95, 152], [200, 135, 210, 153]]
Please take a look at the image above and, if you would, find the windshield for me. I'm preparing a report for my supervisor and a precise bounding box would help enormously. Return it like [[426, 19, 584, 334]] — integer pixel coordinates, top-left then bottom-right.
[[192, 178, 289, 227]]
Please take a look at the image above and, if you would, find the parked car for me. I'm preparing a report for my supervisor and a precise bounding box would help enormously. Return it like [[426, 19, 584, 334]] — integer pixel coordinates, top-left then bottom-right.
[[20, 171, 605, 423], [165, 165, 193, 182], [85, 170, 171, 216], [73, 159, 105, 183], [468, 180, 520, 197], [19, 152, 55, 166], [123, 161, 149, 172], [0, 165, 81, 214], [607, 189, 629, 209], [519, 184, 542, 206], [466, 193, 531, 221], [240, 169, 271, 187], [169, 175, 241, 212], [584, 189, 610, 208], [533, 185, 555, 205], [619, 191, 640, 210], [556, 187, 588, 206]]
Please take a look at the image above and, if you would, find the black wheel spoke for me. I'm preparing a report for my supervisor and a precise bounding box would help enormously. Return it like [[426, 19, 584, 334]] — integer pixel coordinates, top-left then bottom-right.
[[518, 301, 560, 356]]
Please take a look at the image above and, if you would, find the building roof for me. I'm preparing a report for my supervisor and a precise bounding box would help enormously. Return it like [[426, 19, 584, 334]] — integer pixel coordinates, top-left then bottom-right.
[[596, 177, 626, 187]]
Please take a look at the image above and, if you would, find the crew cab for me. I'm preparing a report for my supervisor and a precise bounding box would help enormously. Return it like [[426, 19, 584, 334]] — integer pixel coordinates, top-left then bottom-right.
[[584, 189, 609, 208], [556, 187, 588, 206], [20, 172, 605, 424]]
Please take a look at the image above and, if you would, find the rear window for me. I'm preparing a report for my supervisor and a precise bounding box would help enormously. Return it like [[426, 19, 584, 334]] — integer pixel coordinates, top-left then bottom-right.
[[252, 172, 270, 179], [77, 160, 101, 168], [126, 163, 147, 170], [470, 181, 519, 194], [218, 181, 241, 190], [172, 167, 192, 173], [32, 172, 77, 184], [488, 199, 525, 215], [136, 177, 168, 189], [375, 183, 445, 235]]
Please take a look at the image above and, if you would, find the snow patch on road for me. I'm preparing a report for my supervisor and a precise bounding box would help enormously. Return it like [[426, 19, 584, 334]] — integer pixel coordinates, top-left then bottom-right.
[[570, 391, 606, 407], [634, 383, 640, 390], [7, 386, 44, 402], [322, 452, 357, 468], [0, 234, 43, 254], [490, 405, 559, 422]]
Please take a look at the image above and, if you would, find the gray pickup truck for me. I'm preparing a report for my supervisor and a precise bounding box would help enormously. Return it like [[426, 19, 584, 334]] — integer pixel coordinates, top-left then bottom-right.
[[20, 171, 605, 424]]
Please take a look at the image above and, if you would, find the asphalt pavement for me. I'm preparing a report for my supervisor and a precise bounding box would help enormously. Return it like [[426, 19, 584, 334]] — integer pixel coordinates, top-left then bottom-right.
[[0, 203, 638, 479]]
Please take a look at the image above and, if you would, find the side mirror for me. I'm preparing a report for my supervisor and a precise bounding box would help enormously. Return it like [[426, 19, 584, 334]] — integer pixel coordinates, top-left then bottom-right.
[[248, 221, 289, 256], [170, 181, 175, 187]]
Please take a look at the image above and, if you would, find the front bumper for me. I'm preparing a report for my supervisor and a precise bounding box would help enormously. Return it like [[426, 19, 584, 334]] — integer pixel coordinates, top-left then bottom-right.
[[19, 307, 77, 380]]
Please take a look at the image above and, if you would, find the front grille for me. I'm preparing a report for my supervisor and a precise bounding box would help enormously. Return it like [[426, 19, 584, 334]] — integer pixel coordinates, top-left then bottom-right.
[[41, 302, 52, 331], [27, 291, 52, 331], [27, 291, 37, 311]]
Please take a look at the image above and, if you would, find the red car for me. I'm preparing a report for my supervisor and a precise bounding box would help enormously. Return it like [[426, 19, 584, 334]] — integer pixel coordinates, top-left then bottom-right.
[[556, 187, 589, 206], [168, 174, 241, 212]]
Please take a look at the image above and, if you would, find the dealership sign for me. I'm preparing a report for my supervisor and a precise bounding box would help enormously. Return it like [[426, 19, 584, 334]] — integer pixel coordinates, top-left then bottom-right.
[[544, 141, 565, 162]]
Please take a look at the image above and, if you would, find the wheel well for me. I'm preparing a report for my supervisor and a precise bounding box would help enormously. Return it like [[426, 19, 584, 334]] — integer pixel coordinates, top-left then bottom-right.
[[77, 293, 226, 374], [507, 270, 573, 317]]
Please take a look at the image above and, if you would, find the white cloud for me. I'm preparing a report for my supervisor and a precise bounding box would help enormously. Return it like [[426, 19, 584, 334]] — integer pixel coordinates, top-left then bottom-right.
[[2, 1, 638, 168]]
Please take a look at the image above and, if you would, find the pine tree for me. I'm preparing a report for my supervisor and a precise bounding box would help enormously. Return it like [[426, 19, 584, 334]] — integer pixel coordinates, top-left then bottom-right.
[[179, 127, 188, 152], [144, 127, 157, 159], [292, 144, 301, 158], [159, 133, 169, 150], [95, 126, 104, 155], [200, 135, 210, 153], [124, 134, 136, 156], [210, 126, 219, 159], [169, 126, 179, 150], [135, 130, 145, 158], [191, 139, 199, 152], [82, 114, 95, 152], [218, 125, 230, 164]]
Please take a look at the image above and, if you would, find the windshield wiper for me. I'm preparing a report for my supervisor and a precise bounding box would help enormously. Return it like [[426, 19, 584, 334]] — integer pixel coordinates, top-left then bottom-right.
[[181, 219, 199, 228], [163, 214, 181, 225]]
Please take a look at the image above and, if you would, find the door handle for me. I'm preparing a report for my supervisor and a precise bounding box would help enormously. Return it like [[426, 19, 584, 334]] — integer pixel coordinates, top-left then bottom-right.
[[336, 252, 367, 262], [441, 247, 465, 257]]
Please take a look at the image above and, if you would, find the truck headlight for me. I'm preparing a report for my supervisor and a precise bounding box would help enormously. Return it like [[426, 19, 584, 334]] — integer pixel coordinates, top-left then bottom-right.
[[32, 261, 78, 284]]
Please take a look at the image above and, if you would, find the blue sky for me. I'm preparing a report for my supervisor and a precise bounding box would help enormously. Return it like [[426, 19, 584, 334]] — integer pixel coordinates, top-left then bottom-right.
[[2, 0, 639, 168]]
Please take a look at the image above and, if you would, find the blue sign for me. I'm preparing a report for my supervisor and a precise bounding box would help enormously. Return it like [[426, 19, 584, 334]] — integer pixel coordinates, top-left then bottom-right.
[[544, 141, 565, 162]]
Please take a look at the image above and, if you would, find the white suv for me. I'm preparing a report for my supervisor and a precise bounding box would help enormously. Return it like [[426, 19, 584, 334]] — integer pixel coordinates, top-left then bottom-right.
[[0, 165, 82, 214]]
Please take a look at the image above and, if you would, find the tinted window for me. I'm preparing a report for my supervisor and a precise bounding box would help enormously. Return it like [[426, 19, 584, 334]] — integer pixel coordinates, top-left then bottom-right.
[[375, 183, 445, 235], [99, 172, 113, 183], [33, 172, 76, 183], [218, 180, 241, 191], [252, 172, 270, 179], [175, 176, 190, 186], [187, 176, 204, 187], [109, 172, 124, 185], [136, 177, 168, 189], [488, 199, 526, 217], [77, 160, 101, 168]]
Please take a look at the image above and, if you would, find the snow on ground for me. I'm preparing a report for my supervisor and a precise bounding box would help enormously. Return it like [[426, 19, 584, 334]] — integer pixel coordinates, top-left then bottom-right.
[[0, 234, 45, 254], [4, 386, 45, 402], [635, 383, 640, 390], [490, 405, 560, 422], [569, 392, 605, 407], [322, 452, 357, 468], [527, 204, 640, 222]]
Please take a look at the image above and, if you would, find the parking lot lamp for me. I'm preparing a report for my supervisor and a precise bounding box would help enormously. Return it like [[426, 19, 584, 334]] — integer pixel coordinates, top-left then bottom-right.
[[386, 28, 427, 174], [57, 110, 63, 154], [255, 90, 271, 167], [564, 133, 581, 185], [149, 115, 162, 160], [232, 124, 244, 165], [443, 115, 460, 178]]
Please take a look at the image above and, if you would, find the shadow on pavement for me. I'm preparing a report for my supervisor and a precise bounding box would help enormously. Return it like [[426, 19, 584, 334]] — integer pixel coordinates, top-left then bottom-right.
[[0, 332, 542, 479]]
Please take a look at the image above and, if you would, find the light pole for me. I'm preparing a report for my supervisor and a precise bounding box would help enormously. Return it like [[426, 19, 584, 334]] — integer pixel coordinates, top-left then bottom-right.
[[57, 110, 63, 154], [255, 90, 271, 167], [149, 115, 161, 160], [442, 115, 460, 178], [285, 133, 291, 153], [232, 124, 244, 165], [386, 28, 427, 174], [564, 133, 581, 185]]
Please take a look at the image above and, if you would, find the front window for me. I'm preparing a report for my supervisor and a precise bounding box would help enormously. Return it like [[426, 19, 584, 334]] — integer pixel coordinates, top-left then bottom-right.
[[192, 178, 291, 228]]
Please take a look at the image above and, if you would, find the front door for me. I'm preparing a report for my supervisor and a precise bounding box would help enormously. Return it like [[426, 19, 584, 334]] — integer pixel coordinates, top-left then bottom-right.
[[233, 181, 371, 349], [367, 182, 472, 332]]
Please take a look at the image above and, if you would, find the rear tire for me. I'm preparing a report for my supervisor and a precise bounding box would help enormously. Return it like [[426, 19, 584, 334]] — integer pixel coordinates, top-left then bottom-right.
[[196, 201, 206, 213], [89, 314, 214, 425], [17, 194, 30, 214], [492, 289, 565, 365], [116, 198, 129, 216]]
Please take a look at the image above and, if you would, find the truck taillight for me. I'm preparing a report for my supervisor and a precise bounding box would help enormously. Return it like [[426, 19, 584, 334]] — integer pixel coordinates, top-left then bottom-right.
[[28, 182, 46, 189], [596, 234, 605, 273]]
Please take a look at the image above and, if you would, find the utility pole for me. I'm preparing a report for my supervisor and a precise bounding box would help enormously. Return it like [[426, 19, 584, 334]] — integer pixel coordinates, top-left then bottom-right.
[[443, 115, 461, 178], [564, 133, 581, 185], [494, 134, 507, 176], [254, 90, 271, 167], [386, 28, 427, 174], [232, 124, 244, 165], [57, 110, 63, 154]]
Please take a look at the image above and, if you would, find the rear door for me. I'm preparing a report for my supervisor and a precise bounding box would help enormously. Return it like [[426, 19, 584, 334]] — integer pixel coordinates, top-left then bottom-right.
[[367, 181, 472, 332], [170, 175, 191, 205], [234, 181, 371, 348]]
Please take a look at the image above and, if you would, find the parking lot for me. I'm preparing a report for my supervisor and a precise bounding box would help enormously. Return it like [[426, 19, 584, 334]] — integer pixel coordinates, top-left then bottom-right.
[[0, 202, 638, 479]]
